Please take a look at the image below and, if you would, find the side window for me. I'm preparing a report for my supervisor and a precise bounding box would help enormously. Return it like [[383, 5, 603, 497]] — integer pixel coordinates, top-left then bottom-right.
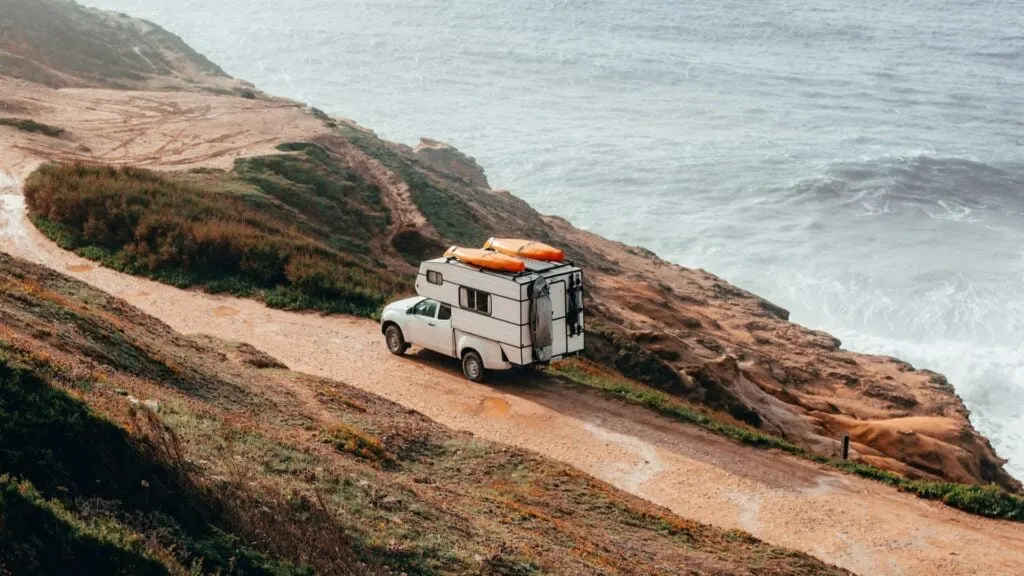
[[438, 304, 452, 320], [459, 287, 491, 315], [414, 299, 438, 317], [421, 300, 438, 318], [426, 270, 443, 286]]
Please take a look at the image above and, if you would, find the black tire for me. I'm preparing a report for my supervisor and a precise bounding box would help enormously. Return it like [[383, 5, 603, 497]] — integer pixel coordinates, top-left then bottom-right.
[[461, 350, 485, 382], [385, 325, 406, 355]]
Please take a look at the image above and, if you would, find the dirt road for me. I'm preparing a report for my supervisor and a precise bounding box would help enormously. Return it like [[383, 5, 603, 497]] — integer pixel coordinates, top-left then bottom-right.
[[2, 177, 1023, 576]]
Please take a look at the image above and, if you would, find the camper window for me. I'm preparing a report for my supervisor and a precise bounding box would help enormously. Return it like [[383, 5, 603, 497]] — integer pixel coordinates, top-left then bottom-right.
[[460, 287, 491, 315], [427, 270, 443, 285]]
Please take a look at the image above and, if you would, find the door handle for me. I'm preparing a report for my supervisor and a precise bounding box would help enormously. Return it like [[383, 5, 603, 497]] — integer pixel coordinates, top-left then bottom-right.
[[428, 322, 436, 327]]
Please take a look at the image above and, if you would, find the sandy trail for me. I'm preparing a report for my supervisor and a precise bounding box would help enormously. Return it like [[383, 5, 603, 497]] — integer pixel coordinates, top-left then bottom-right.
[[2, 186, 1022, 576]]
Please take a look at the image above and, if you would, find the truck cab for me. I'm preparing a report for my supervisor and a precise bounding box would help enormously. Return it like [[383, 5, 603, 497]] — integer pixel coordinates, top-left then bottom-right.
[[380, 296, 511, 382]]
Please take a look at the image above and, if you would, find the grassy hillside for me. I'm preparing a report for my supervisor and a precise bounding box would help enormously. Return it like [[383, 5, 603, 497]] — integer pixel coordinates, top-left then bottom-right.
[[333, 124, 493, 247], [0, 253, 849, 575], [25, 143, 407, 317], [0, 0, 234, 90]]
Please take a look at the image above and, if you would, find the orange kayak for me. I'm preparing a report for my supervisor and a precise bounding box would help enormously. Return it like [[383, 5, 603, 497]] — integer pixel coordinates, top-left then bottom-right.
[[483, 238, 565, 262], [444, 246, 526, 273]]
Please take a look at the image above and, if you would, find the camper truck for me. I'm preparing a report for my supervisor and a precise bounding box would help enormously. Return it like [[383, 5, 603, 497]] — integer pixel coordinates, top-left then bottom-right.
[[380, 239, 585, 381]]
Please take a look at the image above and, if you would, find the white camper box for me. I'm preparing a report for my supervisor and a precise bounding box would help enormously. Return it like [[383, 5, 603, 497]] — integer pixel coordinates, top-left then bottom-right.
[[414, 255, 585, 370]]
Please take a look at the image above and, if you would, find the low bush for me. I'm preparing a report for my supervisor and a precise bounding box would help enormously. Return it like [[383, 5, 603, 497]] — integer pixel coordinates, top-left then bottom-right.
[[0, 117, 65, 137], [549, 358, 1024, 522], [322, 422, 394, 465], [24, 144, 407, 318]]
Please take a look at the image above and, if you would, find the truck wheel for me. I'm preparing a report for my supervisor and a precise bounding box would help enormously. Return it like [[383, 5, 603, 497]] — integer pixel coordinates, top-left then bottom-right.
[[462, 351, 485, 382], [385, 325, 406, 355]]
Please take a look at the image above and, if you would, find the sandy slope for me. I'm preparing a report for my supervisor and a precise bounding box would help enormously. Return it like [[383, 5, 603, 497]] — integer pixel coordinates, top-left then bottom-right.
[[1, 181, 1022, 576], [0, 77, 328, 176]]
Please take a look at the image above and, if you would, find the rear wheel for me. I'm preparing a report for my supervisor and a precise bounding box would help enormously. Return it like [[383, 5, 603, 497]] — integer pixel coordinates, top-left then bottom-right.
[[462, 351, 485, 382], [385, 325, 406, 355]]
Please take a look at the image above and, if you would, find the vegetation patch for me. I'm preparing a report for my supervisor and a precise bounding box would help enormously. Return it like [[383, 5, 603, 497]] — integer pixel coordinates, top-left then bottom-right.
[[0, 0, 227, 89], [322, 422, 395, 465], [0, 475, 167, 575], [0, 117, 65, 137], [549, 358, 1024, 522], [334, 123, 491, 246], [24, 144, 407, 318]]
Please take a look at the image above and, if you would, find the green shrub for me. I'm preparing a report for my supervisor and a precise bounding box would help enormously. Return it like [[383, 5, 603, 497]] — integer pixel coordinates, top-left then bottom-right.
[[322, 422, 394, 464], [0, 117, 65, 137], [23, 147, 406, 318], [205, 276, 256, 296]]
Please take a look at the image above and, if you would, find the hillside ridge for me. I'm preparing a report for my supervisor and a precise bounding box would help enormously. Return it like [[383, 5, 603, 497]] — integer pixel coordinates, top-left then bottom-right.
[[0, 0, 249, 93]]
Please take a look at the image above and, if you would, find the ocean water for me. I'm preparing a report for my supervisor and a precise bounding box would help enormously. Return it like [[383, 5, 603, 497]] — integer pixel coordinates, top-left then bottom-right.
[[85, 0, 1024, 480]]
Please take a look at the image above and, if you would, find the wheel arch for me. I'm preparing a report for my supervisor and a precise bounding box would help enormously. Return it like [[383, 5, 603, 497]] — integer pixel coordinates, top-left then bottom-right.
[[456, 334, 510, 371], [381, 320, 400, 335]]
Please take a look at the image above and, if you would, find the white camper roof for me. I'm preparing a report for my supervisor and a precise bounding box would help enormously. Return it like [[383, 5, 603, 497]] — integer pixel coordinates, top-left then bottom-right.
[[423, 255, 580, 283]]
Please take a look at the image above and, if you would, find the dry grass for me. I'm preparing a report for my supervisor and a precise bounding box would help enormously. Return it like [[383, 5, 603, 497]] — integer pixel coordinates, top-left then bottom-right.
[[322, 422, 395, 465]]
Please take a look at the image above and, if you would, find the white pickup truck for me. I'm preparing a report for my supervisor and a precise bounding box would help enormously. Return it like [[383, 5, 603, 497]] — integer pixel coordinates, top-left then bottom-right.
[[380, 295, 495, 382], [379, 251, 585, 382]]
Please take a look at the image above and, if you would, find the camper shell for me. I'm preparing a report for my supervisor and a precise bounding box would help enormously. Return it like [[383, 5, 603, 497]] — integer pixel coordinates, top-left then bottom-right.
[[413, 254, 585, 369]]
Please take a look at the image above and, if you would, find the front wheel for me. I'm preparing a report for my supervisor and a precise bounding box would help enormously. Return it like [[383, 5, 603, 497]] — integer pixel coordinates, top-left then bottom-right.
[[385, 325, 406, 355], [462, 351, 485, 382]]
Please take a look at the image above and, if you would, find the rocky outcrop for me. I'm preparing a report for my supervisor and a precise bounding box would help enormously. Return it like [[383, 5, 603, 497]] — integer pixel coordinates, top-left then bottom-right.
[[541, 218, 1021, 491], [413, 138, 490, 189]]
